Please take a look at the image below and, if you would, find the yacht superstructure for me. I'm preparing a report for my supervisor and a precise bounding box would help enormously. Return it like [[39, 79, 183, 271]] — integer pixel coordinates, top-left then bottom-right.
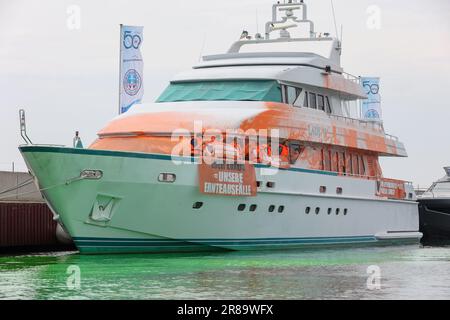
[[19, 1, 421, 254]]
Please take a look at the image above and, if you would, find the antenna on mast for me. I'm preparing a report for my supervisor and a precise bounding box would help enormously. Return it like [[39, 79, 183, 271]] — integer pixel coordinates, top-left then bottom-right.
[[198, 33, 207, 62], [330, 0, 339, 40], [256, 8, 259, 34]]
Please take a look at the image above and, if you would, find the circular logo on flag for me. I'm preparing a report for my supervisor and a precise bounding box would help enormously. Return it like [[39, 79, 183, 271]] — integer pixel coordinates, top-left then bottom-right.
[[365, 109, 380, 119], [123, 69, 142, 96]]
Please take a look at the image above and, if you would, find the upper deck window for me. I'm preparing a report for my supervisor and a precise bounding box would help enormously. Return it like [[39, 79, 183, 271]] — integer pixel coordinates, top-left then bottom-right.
[[326, 97, 332, 114], [286, 86, 298, 105], [282, 85, 303, 106], [309, 93, 317, 109], [157, 80, 282, 103], [318, 95, 325, 111]]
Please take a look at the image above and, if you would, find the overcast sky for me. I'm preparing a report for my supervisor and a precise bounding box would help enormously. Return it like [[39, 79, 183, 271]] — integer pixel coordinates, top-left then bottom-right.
[[0, 0, 449, 187]]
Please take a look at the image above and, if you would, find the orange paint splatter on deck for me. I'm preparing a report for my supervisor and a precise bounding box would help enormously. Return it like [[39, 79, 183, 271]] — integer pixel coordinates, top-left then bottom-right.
[[97, 112, 212, 136], [90, 136, 183, 155], [344, 128, 358, 149], [365, 134, 388, 154]]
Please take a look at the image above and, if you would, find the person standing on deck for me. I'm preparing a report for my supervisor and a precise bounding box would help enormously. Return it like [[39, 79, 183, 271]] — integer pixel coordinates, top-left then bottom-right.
[[73, 131, 83, 149]]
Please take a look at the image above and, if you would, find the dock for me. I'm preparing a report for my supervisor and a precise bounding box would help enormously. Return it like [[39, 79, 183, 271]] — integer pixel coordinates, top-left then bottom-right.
[[0, 171, 75, 253]]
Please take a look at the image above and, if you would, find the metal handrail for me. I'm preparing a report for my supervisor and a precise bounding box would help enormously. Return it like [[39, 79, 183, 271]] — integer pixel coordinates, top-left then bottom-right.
[[342, 72, 360, 83], [329, 114, 383, 130], [328, 114, 399, 141]]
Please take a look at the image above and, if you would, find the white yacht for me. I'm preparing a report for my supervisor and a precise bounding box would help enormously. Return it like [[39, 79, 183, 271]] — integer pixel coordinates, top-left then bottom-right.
[[19, 0, 422, 254]]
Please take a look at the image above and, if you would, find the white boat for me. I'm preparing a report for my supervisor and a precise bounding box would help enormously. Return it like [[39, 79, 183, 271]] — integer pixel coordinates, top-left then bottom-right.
[[418, 167, 450, 242], [20, 0, 422, 254]]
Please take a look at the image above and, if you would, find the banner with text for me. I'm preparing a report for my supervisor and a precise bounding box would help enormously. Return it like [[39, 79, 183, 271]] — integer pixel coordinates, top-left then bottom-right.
[[120, 25, 144, 114], [377, 178, 406, 200], [199, 163, 257, 197], [361, 77, 382, 122]]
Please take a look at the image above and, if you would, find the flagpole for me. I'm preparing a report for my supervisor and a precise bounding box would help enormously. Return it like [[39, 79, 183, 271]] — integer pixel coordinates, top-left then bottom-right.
[[118, 24, 123, 115]]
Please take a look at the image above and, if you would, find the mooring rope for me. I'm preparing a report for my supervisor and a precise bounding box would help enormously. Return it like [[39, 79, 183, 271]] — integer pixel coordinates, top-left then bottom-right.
[[0, 175, 86, 201]]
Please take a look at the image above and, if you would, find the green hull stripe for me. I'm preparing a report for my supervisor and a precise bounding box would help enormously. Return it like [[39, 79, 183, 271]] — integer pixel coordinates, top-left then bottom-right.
[[72, 236, 423, 253], [19, 146, 338, 176], [73, 236, 379, 248], [73, 235, 375, 242]]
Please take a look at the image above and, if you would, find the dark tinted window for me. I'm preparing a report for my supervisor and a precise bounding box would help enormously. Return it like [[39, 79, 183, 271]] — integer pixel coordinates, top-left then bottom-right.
[[309, 93, 317, 109], [326, 97, 332, 113], [318, 95, 325, 111]]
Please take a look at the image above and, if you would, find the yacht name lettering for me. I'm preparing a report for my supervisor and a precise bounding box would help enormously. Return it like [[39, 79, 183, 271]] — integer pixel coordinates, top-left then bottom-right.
[[308, 125, 331, 139]]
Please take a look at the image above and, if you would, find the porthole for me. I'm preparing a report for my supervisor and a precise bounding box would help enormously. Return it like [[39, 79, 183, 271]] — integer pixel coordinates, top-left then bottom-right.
[[328, 208, 332, 215], [158, 173, 176, 183], [315, 207, 320, 215], [344, 209, 348, 216], [267, 182, 276, 188], [256, 181, 262, 188], [193, 202, 203, 209], [238, 204, 246, 212], [320, 186, 327, 193], [278, 206, 285, 213], [250, 205, 257, 212], [336, 208, 340, 215], [305, 207, 311, 214], [269, 205, 275, 213], [336, 187, 343, 195]]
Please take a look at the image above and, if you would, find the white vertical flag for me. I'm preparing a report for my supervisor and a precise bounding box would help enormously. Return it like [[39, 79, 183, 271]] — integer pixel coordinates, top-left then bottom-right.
[[119, 25, 144, 114], [361, 77, 382, 121]]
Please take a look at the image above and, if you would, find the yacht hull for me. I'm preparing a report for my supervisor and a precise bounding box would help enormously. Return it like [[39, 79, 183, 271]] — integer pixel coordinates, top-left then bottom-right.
[[418, 198, 450, 242], [20, 146, 421, 254]]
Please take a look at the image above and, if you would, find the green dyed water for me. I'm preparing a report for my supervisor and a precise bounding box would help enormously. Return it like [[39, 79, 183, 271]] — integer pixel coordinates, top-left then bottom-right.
[[0, 245, 449, 300]]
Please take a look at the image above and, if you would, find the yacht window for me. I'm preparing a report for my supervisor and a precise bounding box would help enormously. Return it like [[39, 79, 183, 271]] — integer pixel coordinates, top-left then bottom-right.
[[157, 80, 282, 103], [326, 97, 332, 114], [293, 89, 304, 107], [431, 182, 450, 193], [318, 95, 325, 111], [340, 152, 346, 174], [332, 151, 339, 172], [287, 86, 297, 105], [359, 157, 366, 176], [304, 92, 309, 107], [309, 93, 317, 109], [352, 155, 360, 176], [323, 149, 331, 172], [283, 85, 303, 107], [348, 154, 353, 175]]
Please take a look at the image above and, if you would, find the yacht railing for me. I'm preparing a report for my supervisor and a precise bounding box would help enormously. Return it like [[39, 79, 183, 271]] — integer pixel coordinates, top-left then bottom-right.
[[328, 114, 399, 141], [342, 72, 361, 84], [384, 133, 399, 142], [329, 114, 383, 130]]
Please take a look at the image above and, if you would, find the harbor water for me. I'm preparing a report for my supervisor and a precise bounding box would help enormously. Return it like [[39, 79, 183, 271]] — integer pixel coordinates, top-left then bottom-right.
[[1, 245, 449, 300]]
